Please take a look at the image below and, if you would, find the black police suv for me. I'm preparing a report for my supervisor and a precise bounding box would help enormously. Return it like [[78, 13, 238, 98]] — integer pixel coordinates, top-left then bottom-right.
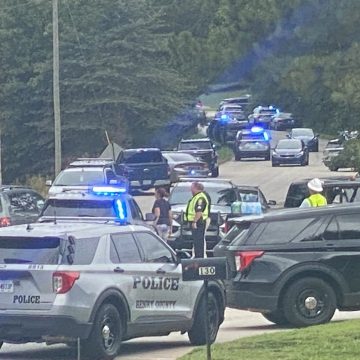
[[214, 204, 360, 327]]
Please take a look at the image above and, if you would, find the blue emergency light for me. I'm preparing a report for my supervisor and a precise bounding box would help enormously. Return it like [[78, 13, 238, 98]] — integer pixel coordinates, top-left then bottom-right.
[[250, 126, 269, 141], [114, 199, 127, 220], [92, 186, 127, 196], [220, 114, 229, 122]]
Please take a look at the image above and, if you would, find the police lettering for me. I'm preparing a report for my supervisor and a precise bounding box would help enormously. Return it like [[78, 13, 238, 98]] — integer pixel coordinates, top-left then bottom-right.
[[133, 276, 179, 291], [13, 295, 40, 304]]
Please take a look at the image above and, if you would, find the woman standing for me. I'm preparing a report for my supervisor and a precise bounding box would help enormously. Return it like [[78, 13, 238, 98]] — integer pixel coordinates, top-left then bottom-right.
[[152, 188, 172, 241]]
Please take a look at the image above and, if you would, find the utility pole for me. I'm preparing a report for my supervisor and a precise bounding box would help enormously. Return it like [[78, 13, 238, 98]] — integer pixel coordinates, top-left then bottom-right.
[[53, 0, 61, 176]]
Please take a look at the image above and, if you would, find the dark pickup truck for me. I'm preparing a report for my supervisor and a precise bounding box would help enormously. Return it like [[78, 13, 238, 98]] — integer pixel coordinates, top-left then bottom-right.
[[116, 148, 171, 192]]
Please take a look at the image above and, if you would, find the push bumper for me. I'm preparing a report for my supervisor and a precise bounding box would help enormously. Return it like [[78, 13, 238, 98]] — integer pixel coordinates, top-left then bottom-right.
[[0, 315, 92, 340]]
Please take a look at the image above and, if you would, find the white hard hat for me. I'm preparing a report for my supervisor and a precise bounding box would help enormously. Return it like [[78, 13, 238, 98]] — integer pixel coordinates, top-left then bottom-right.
[[307, 178, 323, 192]]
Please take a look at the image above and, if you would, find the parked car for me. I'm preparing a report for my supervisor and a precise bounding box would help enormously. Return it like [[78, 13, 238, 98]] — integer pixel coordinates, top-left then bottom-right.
[[47, 158, 128, 195], [288, 128, 319, 152], [234, 127, 271, 161], [177, 138, 219, 177], [0, 186, 44, 227], [249, 105, 279, 129], [272, 139, 309, 167], [162, 152, 210, 183], [0, 222, 225, 358], [115, 148, 171, 192], [215, 203, 360, 327], [284, 177, 360, 208], [271, 112, 297, 130]]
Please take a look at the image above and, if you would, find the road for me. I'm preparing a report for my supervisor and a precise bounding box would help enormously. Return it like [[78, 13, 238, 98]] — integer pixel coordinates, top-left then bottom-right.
[[1, 131, 359, 359]]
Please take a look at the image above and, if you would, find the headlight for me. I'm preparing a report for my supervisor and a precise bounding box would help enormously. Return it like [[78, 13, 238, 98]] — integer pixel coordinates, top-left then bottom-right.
[[296, 151, 304, 157]]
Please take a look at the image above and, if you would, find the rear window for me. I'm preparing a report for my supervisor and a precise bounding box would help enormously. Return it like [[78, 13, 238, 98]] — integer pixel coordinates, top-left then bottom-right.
[[122, 150, 163, 163], [54, 170, 104, 186], [42, 199, 117, 218], [178, 141, 212, 150], [224, 222, 250, 245], [0, 236, 99, 265]]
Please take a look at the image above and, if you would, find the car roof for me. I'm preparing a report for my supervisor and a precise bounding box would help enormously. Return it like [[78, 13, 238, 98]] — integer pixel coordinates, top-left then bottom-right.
[[174, 180, 233, 188], [231, 203, 360, 224], [123, 148, 161, 152], [69, 158, 114, 167], [180, 138, 211, 143], [0, 222, 150, 239], [47, 190, 132, 201], [289, 176, 355, 185]]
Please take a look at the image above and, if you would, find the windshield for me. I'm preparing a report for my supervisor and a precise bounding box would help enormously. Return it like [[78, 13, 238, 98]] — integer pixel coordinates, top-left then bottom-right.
[[41, 199, 117, 218], [292, 129, 314, 137], [169, 186, 234, 206], [122, 151, 163, 163], [178, 142, 212, 150], [277, 140, 302, 150], [164, 153, 197, 162], [54, 170, 104, 186]]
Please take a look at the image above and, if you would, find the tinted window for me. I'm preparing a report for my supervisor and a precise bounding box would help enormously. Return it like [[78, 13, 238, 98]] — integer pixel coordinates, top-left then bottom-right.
[[135, 232, 173, 263], [284, 183, 309, 208], [122, 150, 163, 163], [337, 214, 360, 240], [323, 217, 339, 241], [7, 190, 44, 214], [41, 199, 117, 218], [110, 233, 141, 263], [178, 141, 212, 150], [54, 170, 104, 186], [224, 222, 251, 245], [71, 237, 99, 265], [255, 218, 315, 244], [293, 217, 327, 242]]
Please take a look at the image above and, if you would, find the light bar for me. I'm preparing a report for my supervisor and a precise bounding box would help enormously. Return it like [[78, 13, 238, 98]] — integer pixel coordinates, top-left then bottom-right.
[[251, 126, 264, 134], [92, 186, 127, 195], [220, 114, 228, 121]]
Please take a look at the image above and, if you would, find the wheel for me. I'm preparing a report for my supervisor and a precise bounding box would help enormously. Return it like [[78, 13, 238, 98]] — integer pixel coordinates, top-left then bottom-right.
[[188, 292, 220, 345], [262, 310, 289, 326], [329, 165, 338, 172], [211, 166, 219, 177], [82, 303, 123, 360], [314, 144, 319, 152], [282, 277, 336, 327]]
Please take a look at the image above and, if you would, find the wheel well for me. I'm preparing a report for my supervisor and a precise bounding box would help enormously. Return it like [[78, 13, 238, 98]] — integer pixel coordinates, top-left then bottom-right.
[[102, 295, 129, 333], [278, 271, 343, 309], [208, 285, 225, 323]]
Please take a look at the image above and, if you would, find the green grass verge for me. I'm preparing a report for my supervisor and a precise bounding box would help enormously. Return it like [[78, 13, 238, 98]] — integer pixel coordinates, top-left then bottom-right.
[[180, 320, 360, 360], [218, 145, 233, 164]]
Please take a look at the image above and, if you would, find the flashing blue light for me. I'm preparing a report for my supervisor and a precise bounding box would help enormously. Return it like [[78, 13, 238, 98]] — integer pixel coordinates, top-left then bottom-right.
[[263, 132, 269, 141], [220, 114, 229, 122], [251, 126, 264, 134], [269, 105, 274, 110], [190, 169, 196, 175], [92, 186, 127, 196], [114, 199, 127, 220]]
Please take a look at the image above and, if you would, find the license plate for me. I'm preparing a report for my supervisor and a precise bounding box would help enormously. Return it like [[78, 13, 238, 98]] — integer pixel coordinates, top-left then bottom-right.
[[143, 180, 152, 185], [0, 280, 14, 293]]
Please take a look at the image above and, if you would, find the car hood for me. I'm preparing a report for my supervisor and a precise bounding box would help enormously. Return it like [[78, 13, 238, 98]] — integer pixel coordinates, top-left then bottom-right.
[[48, 185, 91, 195], [274, 148, 302, 155], [170, 204, 231, 214]]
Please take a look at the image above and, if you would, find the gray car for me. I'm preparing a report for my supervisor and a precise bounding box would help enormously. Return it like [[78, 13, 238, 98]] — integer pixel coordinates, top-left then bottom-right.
[[0, 222, 225, 359]]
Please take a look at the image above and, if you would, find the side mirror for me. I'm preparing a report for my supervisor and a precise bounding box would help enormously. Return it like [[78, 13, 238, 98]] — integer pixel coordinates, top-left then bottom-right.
[[315, 134, 320, 138], [145, 213, 156, 222], [45, 180, 52, 186], [268, 200, 277, 206]]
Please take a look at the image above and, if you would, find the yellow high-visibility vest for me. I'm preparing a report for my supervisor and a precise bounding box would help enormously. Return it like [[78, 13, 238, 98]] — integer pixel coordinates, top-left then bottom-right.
[[307, 193, 327, 207], [185, 192, 209, 221]]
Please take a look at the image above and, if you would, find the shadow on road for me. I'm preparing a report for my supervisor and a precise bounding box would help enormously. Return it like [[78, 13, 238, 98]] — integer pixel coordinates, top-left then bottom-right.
[[0, 345, 77, 360], [120, 340, 191, 356]]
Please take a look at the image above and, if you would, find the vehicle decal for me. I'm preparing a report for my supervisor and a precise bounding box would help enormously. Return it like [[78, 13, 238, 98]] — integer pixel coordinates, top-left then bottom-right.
[[136, 300, 176, 309], [133, 276, 179, 291], [13, 295, 40, 304]]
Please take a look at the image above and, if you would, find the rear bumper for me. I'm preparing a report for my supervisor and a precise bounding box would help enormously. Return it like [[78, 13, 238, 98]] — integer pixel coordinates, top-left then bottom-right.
[[0, 315, 92, 341]]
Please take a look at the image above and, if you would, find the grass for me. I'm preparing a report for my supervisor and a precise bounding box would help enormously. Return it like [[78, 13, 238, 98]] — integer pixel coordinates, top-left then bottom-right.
[[218, 145, 233, 164], [180, 320, 360, 360], [199, 89, 250, 111]]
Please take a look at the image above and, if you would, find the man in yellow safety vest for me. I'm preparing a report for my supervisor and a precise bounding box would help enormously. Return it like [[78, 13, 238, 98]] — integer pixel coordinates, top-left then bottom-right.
[[185, 182, 209, 258], [300, 178, 327, 208]]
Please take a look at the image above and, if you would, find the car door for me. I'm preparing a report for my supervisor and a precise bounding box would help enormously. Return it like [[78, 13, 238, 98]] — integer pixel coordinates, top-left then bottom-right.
[[133, 231, 196, 322], [323, 213, 360, 294]]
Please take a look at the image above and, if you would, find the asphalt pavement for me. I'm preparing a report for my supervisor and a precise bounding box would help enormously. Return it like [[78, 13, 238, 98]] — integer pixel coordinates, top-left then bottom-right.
[[1, 131, 359, 360]]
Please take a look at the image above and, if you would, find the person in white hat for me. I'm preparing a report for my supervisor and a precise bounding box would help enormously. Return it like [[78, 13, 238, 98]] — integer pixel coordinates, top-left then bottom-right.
[[300, 178, 327, 208]]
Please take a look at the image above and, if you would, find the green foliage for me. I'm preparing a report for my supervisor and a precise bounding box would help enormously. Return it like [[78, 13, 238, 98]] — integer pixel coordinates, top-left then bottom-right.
[[329, 139, 360, 172]]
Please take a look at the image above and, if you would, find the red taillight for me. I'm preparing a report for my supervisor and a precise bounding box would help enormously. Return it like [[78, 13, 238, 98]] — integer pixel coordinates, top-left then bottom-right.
[[224, 221, 229, 233], [53, 272, 80, 294], [0, 217, 11, 227], [235, 251, 264, 272]]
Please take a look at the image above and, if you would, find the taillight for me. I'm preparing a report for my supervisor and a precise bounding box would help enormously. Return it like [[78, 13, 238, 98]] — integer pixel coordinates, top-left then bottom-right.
[[235, 251, 264, 272], [0, 217, 11, 227], [53, 272, 80, 294]]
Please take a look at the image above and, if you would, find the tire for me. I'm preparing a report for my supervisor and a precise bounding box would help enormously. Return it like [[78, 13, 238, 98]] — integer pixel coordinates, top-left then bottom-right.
[[329, 165, 338, 172], [265, 153, 270, 161], [211, 167, 219, 177], [235, 153, 241, 161], [188, 292, 220, 345], [282, 277, 336, 327], [262, 310, 289, 326], [82, 303, 123, 360], [314, 144, 319, 152]]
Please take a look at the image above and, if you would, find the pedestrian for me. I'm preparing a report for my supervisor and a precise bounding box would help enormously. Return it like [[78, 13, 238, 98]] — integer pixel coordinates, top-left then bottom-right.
[[152, 188, 172, 241], [185, 182, 210, 258], [299, 178, 327, 208]]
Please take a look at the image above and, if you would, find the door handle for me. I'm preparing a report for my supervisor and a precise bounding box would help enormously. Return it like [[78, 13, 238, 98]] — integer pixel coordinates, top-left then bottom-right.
[[113, 267, 125, 273], [156, 268, 166, 275]]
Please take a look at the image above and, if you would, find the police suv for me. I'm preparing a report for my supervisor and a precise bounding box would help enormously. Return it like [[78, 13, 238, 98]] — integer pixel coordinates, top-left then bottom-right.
[[0, 222, 225, 359]]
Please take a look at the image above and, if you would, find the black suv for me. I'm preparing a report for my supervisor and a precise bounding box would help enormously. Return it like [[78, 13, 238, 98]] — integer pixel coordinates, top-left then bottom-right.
[[214, 204, 360, 327], [177, 138, 219, 177]]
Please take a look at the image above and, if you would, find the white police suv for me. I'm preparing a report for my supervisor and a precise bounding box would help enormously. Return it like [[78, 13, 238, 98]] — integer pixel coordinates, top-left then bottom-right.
[[0, 222, 225, 359]]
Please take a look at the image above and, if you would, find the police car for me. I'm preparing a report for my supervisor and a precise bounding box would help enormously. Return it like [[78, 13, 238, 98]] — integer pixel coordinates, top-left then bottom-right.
[[38, 185, 161, 232], [0, 222, 225, 359], [234, 126, 271, 161]]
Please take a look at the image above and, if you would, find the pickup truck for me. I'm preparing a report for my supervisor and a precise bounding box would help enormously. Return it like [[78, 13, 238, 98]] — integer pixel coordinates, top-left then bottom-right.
[[116, 148, 171, 192]]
